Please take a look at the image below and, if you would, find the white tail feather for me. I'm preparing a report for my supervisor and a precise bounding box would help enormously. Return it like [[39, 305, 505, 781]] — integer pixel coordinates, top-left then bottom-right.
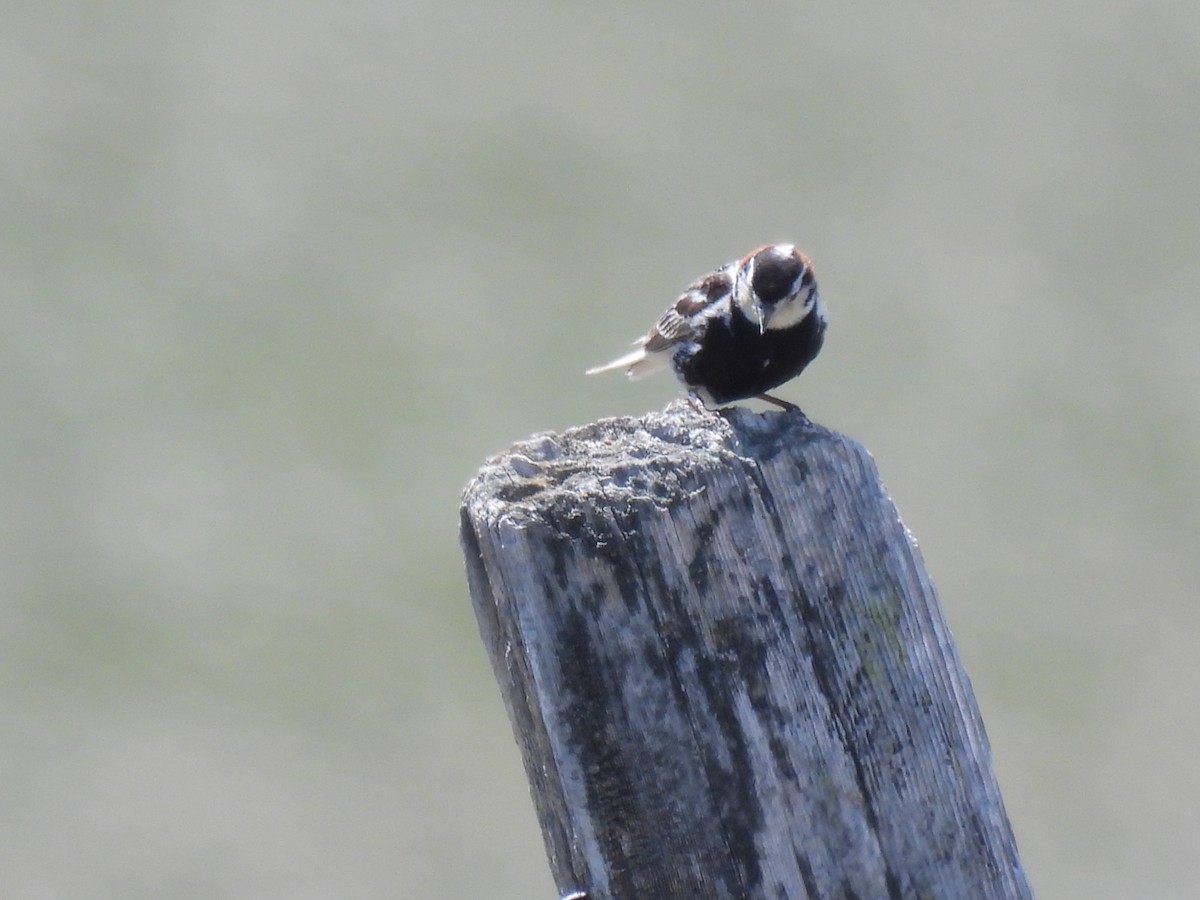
[[585, 346, 646, 376], [585, 345, 669, 380]]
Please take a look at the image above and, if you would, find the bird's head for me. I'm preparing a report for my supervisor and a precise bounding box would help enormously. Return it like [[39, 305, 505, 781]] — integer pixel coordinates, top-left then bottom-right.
[[735, 244, 820, 334]]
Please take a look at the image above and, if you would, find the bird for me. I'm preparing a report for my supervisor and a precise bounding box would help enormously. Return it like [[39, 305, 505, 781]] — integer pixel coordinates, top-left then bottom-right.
[[586, 243, 827, 410]]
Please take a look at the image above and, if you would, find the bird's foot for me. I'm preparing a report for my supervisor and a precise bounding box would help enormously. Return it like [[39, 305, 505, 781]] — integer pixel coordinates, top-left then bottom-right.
[[755, 393, 802, 413]]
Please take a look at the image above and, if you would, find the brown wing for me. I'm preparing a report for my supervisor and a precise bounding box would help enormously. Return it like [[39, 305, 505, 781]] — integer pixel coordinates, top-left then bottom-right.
[[642, 267, 734, 353]]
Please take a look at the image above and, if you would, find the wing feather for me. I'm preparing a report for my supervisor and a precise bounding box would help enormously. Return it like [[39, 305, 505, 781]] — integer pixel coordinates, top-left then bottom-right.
[[586, 261, 736, 379]]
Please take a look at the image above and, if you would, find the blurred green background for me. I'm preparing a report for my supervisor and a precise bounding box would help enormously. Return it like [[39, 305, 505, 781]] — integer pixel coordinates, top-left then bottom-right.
[[3, 1, 1198, 897]]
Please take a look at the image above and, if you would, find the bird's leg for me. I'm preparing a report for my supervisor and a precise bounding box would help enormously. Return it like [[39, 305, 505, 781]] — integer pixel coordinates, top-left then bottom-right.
[[756, 393, 801, 412]]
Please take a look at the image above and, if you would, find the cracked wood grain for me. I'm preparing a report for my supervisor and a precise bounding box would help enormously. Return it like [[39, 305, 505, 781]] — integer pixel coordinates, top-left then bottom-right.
[[460, 400, 1031, 900]]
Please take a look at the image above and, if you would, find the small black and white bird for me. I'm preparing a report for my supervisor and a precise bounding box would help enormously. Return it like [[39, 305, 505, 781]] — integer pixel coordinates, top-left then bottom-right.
[[587, 243, 827, 410]]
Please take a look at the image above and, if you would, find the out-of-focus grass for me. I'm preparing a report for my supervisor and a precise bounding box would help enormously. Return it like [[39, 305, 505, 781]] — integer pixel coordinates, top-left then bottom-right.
[[2, 2, 1198, 897]]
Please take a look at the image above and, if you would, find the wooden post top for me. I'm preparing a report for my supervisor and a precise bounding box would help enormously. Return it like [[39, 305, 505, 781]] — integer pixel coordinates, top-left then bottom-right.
[[461, 401, 1030, 900]]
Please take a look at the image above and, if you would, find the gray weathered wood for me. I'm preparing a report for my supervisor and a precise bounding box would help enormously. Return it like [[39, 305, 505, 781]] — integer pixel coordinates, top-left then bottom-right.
[[460, 400, 1031, 900]]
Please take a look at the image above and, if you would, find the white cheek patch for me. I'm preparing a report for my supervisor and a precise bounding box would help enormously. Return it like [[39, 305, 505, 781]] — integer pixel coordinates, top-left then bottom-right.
[[764, 288, 817, 331]]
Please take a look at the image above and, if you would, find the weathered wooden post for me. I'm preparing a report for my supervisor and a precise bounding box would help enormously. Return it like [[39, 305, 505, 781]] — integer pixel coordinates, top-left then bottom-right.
[[460, 400, 1031, 899]]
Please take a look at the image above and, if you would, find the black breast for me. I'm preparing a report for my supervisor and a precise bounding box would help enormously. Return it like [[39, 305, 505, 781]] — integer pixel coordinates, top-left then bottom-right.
[[676, 305, 825, 404]]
